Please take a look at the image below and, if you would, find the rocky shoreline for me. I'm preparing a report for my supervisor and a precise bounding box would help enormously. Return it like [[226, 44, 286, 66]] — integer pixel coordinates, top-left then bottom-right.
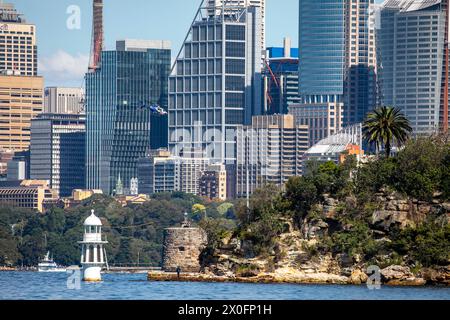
[[148, 264, 450, 286], [0, 266, 16, 271]]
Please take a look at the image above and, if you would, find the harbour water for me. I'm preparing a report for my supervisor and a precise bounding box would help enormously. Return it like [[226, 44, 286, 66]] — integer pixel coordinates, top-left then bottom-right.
[[1, 272, 449, 300]]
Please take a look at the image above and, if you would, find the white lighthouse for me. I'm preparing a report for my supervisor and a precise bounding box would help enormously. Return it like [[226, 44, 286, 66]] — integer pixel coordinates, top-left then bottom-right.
[[78, 210, 108, 282]]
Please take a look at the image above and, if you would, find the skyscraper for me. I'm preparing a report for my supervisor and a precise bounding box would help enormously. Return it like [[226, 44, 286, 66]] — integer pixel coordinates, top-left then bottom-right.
[[0, 76, 43, 151], [289, 102, 344, 146], [206, 0, 266, 52], [85, 40, 171, 194], [236, 114, 309, 198], [0, 2, 43, 152], [378, 0, 450, 135], [0, 2, 37, 76], [30, 113, 85, 197], [169, 1, 263, 165], [298, 0, 377, 127]]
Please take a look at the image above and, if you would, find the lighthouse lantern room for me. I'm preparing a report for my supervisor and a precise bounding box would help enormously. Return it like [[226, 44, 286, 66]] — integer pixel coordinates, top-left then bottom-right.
[[78, 209, 108, 281]]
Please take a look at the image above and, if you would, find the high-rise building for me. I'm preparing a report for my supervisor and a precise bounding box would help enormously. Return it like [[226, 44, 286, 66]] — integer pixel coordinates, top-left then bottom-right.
[[206, 0, 265, 52], [289, 102, 344, 146], [299, 0, 377, 127], [199, 163, 227, 201], [0, 3, 43, 153], [0, 2, 37, 76], [236, 114, 309, 198], [0, 76, 43, 151], [169, 1, 263, 165], [378, 0, 450, 135], [179, 148, 210, 195], [85, 40, 171, 194], [137, 149, 178, 196], [30, 113, 86, 197], [137, 148, 209, 196], [44, 87, 84, 114], [263, 38, 300, 115]]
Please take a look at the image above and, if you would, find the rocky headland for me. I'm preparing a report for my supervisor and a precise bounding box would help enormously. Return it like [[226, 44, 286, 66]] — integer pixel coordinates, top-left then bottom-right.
[[150, 190, 449, 286]]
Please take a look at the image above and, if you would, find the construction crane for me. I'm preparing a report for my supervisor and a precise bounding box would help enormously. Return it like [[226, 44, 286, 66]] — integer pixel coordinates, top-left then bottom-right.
[[263, 58, 279, 112], [88, 0, 104, 72]]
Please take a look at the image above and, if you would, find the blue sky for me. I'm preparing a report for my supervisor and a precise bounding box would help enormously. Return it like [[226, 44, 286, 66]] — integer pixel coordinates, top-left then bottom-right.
[[12, 0, 383, 87]]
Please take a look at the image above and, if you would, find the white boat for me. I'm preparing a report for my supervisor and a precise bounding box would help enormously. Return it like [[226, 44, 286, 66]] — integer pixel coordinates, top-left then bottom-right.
[[38, 252, 67, 272]]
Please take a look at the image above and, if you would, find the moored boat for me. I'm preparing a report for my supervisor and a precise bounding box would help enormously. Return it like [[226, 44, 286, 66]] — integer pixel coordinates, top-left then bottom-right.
[[38, 252, 66, 272]]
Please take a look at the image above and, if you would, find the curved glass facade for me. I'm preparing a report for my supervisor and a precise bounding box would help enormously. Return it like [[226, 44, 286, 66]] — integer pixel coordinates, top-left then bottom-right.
[[86, 42, 171, 194]]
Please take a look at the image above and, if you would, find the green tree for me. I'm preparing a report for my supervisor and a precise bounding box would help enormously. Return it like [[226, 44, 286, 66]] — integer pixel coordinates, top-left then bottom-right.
[[283, 176, 319, 225], [394, 137, 447, 200], [0, 225, 21, 266], [363, 106, 412, 158], [236, 185, 284, 255]]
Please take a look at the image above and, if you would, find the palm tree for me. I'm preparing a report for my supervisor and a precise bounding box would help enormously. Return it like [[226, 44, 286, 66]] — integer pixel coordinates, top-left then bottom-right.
[[363, 106, 412, 158]]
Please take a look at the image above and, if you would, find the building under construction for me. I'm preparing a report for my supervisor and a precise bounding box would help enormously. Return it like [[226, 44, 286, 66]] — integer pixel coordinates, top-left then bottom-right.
[[263, 38, 300, 115]]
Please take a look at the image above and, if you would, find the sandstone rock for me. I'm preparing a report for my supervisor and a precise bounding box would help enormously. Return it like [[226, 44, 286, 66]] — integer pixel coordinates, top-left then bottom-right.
[[386, 201, 398, 211], [272, 267, 348, 284], [386, 278, 427, 286], [397, 203, 410, 211], [442, 203, 450, 212], [349, 269, 368, 285], [418, 204, 432, 215], [421, 267, 450, 285], [372, 210, 414, 231], [302, 219, 329, 239], [380, 265, 413, 281]]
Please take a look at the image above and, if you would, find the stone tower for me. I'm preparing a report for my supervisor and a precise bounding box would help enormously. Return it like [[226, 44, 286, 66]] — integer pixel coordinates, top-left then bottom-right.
[[162, 214, 207, 273]]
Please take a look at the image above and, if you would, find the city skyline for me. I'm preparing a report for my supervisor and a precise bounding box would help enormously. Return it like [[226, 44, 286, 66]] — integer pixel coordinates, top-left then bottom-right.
[[11, 0, 384, 87]]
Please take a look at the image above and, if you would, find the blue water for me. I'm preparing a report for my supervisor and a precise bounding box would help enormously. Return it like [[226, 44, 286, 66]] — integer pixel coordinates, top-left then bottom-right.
[[0, 272, 449, 300]]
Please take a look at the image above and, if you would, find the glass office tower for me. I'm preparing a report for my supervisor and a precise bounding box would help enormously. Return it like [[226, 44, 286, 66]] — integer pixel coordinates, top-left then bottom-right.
[[86, 40, 171, 194], [169, 1, 263, 165], [298, 0, 377, 127], [299, 0, 346, 104]]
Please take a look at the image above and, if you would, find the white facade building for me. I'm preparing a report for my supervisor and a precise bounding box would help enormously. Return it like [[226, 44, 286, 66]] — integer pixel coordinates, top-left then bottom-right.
[[44, 87, 84, 114], [206, 0, 265, 51], [289, 102, 344, 147], [169, 1, 263, 166]]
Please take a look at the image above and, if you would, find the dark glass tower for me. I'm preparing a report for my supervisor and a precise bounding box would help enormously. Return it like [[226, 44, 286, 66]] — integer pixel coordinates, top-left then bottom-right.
[[298, 0, 377, 127], [85, 40, 171, 194]]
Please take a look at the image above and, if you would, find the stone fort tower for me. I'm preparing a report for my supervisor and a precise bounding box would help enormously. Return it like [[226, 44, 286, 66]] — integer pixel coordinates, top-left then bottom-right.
[[162, 214, 207, 273]]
